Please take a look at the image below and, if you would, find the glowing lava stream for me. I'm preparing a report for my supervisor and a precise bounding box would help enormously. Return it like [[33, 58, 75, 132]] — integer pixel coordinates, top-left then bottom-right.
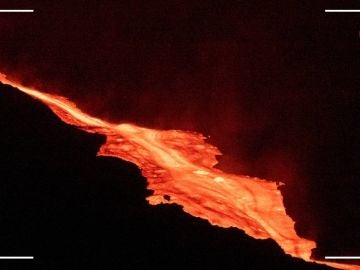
[[0, 73, 358, 270]]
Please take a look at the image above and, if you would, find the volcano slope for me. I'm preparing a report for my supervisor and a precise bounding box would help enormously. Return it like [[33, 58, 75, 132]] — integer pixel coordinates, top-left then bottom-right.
[[0, 82, 333, 269]]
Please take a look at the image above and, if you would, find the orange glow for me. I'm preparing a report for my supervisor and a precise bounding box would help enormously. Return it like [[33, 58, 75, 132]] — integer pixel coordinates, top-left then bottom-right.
[[0, 73, 358, 270]]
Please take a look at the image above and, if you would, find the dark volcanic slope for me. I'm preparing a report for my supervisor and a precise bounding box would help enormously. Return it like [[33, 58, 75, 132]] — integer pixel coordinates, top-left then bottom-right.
[[0, 83, 333, 269]]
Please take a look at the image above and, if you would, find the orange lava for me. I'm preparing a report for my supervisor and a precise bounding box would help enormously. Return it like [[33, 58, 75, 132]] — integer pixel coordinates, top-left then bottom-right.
[[1, 73, 358, 270]]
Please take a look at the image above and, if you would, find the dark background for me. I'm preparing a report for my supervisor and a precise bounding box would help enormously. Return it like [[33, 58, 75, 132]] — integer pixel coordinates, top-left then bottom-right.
[[0, 0, 359, 268]]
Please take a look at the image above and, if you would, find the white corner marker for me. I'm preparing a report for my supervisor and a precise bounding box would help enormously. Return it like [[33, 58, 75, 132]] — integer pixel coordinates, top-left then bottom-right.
[[0, 256, 34, 259], [325, 256, 360, 260], [0, 10, 34, 13], [325, 10, 360, 13]]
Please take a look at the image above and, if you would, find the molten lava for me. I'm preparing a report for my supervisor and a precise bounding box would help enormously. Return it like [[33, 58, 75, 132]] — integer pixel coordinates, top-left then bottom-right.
[[0, 73, 358, 270]]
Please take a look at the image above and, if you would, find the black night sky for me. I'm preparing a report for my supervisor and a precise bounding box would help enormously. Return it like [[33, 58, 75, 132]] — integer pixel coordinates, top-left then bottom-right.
[[0, 1, 359, 269]]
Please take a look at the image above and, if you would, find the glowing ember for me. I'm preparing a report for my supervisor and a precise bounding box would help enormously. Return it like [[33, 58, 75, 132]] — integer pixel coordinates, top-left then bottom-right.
[[0, 73, 358, 269]]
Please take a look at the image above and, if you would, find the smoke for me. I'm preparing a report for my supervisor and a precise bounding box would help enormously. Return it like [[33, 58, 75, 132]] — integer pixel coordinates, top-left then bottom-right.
[[1, 0, 360, 257], [0, 1, 298, 168]]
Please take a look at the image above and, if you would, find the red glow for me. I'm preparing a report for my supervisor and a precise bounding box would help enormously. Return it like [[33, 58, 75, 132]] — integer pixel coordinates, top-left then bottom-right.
[[1, 73, 358, 269]]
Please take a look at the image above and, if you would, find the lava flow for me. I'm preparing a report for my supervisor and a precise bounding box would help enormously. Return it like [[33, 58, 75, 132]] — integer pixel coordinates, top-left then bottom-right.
[[0, 73, 358, 270]]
